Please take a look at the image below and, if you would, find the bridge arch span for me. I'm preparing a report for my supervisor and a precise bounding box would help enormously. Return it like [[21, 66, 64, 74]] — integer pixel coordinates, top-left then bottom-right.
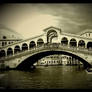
[[16, 50, 92, 70]]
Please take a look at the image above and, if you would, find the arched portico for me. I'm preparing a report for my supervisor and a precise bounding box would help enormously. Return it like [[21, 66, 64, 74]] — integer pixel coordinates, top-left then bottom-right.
[[87, 42, 92, 50], [7, 48, 13, 56], [37, 38, 44, 47], [61, 37, 68, 46], [0, 50, 6, 58], [78, 40, 85, 48], [29, 41, 36, 49], [70, 38, 77, 47], [14, 45, 21, 54], [22, 43, 28, 51], [47, 30, 58, 43]]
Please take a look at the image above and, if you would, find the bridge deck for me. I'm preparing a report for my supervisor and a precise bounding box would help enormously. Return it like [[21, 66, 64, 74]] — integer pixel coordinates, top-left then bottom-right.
[[0, 43, 92, 61]]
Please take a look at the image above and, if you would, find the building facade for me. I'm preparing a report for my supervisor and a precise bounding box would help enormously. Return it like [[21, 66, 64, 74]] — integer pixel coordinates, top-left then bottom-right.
[[34, 55, 82, 66], [78, 29, 92, 38], [0, 25, 23, 48]]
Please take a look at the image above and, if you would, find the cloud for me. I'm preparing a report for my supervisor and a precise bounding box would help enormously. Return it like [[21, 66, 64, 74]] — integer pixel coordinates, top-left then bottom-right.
[[0, 4, 92, 38]]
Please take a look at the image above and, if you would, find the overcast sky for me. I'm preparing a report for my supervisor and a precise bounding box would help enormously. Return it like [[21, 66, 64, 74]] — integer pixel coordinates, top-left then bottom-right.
[[0, 4, 92, 39]]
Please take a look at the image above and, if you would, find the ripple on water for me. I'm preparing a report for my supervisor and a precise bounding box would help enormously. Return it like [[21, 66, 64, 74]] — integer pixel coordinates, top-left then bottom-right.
[[0, 66, 92, 89]]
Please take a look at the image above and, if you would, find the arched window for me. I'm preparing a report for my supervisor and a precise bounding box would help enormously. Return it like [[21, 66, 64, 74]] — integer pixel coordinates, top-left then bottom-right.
[[7, 48, 13, 56], [22, 43, 28, 51], [70, 38, 77, 47], [2, 42, 7, 46], [0, 50, 6, 58], [3, 36, 7, 39], [78, 40, 85, 48], [29, 41, 36, 49], [87, 42, 92, 50], [2, 42, 4, 46], [37, 38, 44, 46], [14, 45, 21, 54], [61, 37, 68, 45]]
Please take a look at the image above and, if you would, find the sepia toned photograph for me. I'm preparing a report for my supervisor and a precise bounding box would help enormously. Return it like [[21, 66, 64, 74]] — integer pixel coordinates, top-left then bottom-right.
[[0, 3, 92, 89]]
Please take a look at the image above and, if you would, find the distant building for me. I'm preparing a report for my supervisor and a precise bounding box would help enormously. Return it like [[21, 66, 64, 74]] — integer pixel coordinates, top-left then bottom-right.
[[0, 25, 23, 48], [34, 55, 82, 66]]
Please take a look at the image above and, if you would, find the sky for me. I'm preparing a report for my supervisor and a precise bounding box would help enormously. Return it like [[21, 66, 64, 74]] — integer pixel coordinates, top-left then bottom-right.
[[0, 4, 92, 39]]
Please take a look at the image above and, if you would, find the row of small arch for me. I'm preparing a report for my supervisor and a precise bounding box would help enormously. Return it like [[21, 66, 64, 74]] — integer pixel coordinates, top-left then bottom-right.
[[0, 37, 92, 58]]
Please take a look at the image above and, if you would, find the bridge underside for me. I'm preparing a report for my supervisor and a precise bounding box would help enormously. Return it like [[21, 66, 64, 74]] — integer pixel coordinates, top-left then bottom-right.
[[16, 51, 92, 70]]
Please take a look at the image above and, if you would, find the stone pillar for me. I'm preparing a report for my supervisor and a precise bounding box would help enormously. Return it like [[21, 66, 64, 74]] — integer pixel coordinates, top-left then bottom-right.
[[68, 41, 70, 48], [5, 50, 7, 57], [77, 42, 79, 48], [12, 50, 14, 56], [85, 42, 87, 49]]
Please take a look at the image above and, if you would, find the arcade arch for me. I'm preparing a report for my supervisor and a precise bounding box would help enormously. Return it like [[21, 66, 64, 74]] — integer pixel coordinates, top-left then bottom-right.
[[22, 43, 28, 51], [14, 45, 21, 54], [37, 38, 44, 46], [29, 41, 36, 49], [78, 40, 85, 48], [61, 37, 68, 45], [0, 50, 6, 58], [70, 38, 77, 47], [7, 48, 13, 56], [87, 42, 92, 50]]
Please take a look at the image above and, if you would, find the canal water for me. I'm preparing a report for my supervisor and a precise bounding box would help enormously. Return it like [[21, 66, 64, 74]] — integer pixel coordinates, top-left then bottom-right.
[[0, 66, 92, 89]]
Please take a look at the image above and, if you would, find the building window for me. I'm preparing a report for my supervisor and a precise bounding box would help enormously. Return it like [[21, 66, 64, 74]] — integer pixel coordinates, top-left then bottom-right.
[[8, 42, 11, 44], [2, 42, 4, 46], [3, 36, 7, 39]]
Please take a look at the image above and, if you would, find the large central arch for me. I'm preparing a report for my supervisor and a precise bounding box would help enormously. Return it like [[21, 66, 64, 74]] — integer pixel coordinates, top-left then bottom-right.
[[16, 50, 92, 70], [47, 30, 58, 43]]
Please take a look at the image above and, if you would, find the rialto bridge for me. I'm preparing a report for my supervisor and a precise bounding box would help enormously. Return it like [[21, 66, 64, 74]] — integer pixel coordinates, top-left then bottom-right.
[[0, 26, 92, 70]]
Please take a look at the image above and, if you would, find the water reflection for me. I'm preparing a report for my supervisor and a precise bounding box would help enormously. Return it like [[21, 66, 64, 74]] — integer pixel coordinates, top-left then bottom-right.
[[0, 66, 92, 89]]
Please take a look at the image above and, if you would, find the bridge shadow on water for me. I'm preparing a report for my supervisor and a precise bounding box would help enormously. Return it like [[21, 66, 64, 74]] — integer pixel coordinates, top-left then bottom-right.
[[16, 51, 92, 70]]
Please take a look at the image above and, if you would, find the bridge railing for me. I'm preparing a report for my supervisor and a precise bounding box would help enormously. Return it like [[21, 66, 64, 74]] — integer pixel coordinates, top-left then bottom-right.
[[0, 43, 92, 60]]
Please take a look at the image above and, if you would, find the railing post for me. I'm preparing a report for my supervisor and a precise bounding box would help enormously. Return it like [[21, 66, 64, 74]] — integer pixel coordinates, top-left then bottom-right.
[[85, 42, 87, 49]]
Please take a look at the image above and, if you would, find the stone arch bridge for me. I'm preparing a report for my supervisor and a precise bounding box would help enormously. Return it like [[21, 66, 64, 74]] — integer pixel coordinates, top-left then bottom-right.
[[0, 26, 92, 70]]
